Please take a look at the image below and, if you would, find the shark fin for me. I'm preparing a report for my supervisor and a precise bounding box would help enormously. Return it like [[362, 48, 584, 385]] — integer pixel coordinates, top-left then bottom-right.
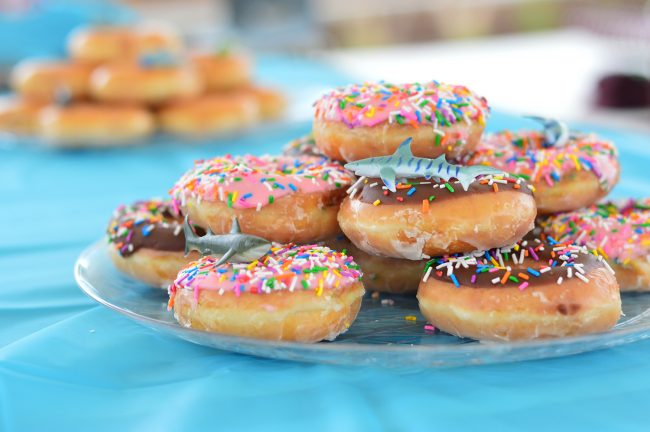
[[379, 166, 397, 192], [394, 138, 414, 158], [213, 247, 237, 267], [182, 216, 198, 257], [207, 227, 215, 236], [457, 165, 503, 191], [230, 217, 241, 234]]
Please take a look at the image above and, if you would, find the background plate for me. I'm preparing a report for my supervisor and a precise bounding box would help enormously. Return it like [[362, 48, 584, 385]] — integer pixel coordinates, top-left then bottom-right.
[[75, 240, 650, 368]]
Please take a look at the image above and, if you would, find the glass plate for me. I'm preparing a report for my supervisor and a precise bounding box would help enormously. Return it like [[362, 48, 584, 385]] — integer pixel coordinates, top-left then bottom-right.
[[75, 240, 650, 368]]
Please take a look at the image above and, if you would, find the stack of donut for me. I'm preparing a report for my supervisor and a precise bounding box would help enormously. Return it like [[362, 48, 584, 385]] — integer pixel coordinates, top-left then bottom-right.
[[106, 79, 629, 344], [0, 21, 286, 147]]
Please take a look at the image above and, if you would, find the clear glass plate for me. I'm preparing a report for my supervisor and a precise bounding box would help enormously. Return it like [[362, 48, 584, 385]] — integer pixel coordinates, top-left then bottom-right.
[[75, 240, 650, 368]]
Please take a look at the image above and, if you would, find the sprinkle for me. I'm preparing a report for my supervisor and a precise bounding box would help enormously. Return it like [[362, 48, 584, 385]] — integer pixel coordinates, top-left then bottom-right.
[[373, 199, 381, 206], [404, 315, 417, 322]]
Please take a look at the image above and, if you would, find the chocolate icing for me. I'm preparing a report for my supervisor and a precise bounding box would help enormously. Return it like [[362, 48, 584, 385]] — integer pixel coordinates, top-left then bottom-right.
[[352, 174, 533, 206], [425, 233, 603, 289], [107, 200, 195, 257]]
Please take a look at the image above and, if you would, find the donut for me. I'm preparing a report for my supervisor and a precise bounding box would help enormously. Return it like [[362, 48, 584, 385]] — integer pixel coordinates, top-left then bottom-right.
[[340, 173, 536, 260], [192, 51, 252, 91], [169, 155, 354, 243], [168, 243, 365, 342], [107, 199, 198, 288], [89, 61, 202, 105], [465, 122, 620, 214], [240, 85, 287, 120], [0, 96, 47, 135], [540, 199, 650, 292], [67, 23, 183, 64], [324, 235, 423, 294], [38, 103, 154, 146], [338, 140, 536, 259], [10, 60, 92, 102], [417, 234, 621, 341], [157, 92, 259, 136], [282, 133, 322, 157], [313, 81, 489, 162]]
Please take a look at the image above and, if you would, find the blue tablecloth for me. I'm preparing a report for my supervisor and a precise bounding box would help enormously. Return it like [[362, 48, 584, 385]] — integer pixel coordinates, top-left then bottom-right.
[[2, 55, 650, 431]]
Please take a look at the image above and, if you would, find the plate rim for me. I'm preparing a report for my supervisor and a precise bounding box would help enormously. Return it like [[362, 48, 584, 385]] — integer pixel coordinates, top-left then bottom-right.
[[74, 239, 650, 361]]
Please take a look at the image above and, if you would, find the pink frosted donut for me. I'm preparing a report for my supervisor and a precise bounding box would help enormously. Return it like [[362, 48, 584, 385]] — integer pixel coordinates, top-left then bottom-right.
[[541, 199, 650, 292], [313, 81, 490, 162], [168, 243, 365, 342], [169, 155, 354, 243], [466, 130, 620, 214]]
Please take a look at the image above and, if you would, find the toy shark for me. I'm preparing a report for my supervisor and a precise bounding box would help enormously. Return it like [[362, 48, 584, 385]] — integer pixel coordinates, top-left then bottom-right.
[[526, 116, 569, 148], [344, 138, 503, 192], [183, 216, 271, 266]]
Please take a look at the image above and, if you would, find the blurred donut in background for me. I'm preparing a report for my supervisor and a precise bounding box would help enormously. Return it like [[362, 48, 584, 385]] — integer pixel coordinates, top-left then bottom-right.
[[89, 61, 203, 105], [38, 103, 155, 147], [0, 96, 47, 135], [10, 60, 93, 102], [67, 22, 183, 65], [157, 92, 259, 136], [192, 50, 252, 91]]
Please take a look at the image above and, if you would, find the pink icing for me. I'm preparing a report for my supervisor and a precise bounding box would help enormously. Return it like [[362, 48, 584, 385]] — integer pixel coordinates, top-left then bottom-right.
[[468, 131, 619, 189], [168, 244, 363, 302], [314, 81, 489, 129], [542, 199, 650, 264], [169, 154, 354, 210]]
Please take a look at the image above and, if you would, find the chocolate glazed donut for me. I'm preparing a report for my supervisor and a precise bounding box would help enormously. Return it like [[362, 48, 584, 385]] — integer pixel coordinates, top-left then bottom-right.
[[338, 174, 537, 260], [107, 199, 199, 288]]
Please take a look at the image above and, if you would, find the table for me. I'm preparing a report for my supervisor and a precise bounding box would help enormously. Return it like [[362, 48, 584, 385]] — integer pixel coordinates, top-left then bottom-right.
[[1, 54, 650, 432]]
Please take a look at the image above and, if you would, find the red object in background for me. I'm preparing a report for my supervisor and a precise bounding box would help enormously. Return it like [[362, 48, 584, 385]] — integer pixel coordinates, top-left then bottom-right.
[[596, 74, 650, 108]]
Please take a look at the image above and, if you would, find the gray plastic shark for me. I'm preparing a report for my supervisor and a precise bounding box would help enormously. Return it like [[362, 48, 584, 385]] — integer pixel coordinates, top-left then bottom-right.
[[525, 116, 569, 148], [183, 216, 271, 266], [344, 138, 503, 192]]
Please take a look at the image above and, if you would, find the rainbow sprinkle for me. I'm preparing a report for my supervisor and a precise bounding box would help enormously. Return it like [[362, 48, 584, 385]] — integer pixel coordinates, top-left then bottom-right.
[[422, 234, 613, 288], [467, 130, 619, 190], [169, 154, 354, 210], [541, 199, 650, 265], [107, 199, 181, 256], [168, 244, 363, 305], [314, 81, 489, 130]]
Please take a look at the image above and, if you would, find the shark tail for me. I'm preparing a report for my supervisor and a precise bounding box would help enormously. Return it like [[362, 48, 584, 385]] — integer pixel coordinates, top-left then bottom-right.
[[182, 215, 198, 256]]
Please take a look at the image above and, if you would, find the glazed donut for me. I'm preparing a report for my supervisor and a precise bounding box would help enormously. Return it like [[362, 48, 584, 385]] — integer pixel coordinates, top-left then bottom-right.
[[282, 133, 323, 157], [324, 235, 424, 294], [541, 199, 650, 292], [339, 173, 536, 260], [38, 103, 154, 146], [90, 61, 202, 105], [0, 96, 47, 135], [170, 155, 354, 243], [168, 244, 365, 342], [417, 234, 621, 341], [10, 60, 92, 102], [192, 51, 252, 91], [466, 127, 620, 214], [157, 92, 259, 136], [107, 199, 199, 288], [240, 85, 287, 120], [313, 81, 489, 162], [67, 23, 183, 64]]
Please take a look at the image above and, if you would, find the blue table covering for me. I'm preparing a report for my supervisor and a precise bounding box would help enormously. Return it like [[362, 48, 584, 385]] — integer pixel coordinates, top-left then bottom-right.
[[1, 55, 650, 431]]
